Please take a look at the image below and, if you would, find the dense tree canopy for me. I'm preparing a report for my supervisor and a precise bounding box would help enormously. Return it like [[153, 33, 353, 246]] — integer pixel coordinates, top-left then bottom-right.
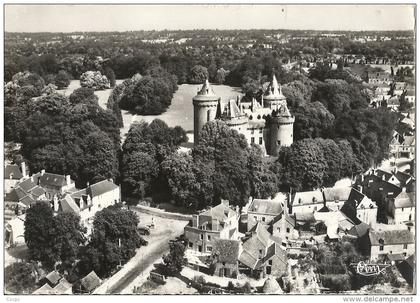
[[24, 202, 85, 270], [79, 204, 145, 277]]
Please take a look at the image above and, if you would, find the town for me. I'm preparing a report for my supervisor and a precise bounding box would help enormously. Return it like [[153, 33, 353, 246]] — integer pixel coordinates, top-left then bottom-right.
[[3, 6, 416, 297]]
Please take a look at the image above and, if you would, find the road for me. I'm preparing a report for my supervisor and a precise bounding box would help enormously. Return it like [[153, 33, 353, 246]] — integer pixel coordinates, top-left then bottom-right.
[[93, 210, 188, 294]]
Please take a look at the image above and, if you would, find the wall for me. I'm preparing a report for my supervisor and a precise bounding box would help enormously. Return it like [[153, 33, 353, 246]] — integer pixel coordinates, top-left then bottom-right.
[[394, 207, 414, 224], [370, 243, 414, 260]]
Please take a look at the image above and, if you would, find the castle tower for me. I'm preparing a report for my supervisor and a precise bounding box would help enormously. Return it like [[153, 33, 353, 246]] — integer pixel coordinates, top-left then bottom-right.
[[269, 103, 295, 156], [263, 74, 287, 110], [193, 79, 220, 144]]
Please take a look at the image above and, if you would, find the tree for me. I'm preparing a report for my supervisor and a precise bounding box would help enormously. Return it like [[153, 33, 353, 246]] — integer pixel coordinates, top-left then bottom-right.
[[292, 101, 335, 140], [54, 70, 71, 89], [80, 71, 110, 90], [24, 202, 85, 270], [69, 87, 98, 106], [188, 65, 209, 84], [162, 239, 187, 276], [104, 66, 116, 88], [80, 205, 145, 277], [276, 139, 328, 191], [5, 262, 38, 294]]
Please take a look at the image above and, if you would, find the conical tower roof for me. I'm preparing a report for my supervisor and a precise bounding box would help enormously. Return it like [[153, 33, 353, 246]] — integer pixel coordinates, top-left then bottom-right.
[[198, 79, 215, 96], [264, 74, 286, 100], [193, 79, 219, 102]]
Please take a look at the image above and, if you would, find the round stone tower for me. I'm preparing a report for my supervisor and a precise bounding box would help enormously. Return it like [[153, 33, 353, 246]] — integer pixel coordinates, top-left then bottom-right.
[[193, 79, 220, 144], [269, 103, 295, 156]]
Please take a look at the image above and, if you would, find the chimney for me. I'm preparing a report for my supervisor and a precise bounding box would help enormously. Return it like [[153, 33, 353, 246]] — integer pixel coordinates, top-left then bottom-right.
[[53, 195, 59, 212], [41, 169, 45, 176], [382, 174, 386, 181], [192, 215, 198, 228], [21, 162, 26, 178], [66, 175, 72, 186], [357, 185, 363, 193]]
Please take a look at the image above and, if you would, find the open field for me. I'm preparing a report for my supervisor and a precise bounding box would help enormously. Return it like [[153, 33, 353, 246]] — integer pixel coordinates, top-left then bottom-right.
[[58, 80, 240, 142]]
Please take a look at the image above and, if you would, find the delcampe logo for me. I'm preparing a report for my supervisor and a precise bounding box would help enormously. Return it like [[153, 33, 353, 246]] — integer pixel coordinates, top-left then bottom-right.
[[352, 261, 391, 276]]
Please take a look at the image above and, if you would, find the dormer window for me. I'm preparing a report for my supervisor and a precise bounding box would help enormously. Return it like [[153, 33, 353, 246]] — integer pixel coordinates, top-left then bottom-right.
[[298, 198, 302, 204], [312, 197, 317, 203]]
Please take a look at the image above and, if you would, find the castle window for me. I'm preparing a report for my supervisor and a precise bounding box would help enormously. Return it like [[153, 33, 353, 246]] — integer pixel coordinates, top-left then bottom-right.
[[286, 228, 290, 233], [251, 129, 254, 134], [251, 137, 255, 144], [277, 140, 281, 145], [207, 110, 211, 122], [249, 115, 253, 120], [259, 137, 263, 145], [259, 129, 262, 134], [257, 115, 261, 119], [403, 244, 408, 249]]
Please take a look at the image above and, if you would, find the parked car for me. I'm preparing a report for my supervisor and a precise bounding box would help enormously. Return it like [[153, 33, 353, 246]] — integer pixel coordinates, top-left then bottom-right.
[[138, 226, 151, 236]]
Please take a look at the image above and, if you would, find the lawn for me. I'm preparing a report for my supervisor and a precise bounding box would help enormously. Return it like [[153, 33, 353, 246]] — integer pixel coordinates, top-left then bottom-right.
[[57, 81, 241, 143]]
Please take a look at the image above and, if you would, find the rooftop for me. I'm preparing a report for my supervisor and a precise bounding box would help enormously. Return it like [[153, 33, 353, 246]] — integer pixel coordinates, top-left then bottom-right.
[[248, 199, 283, 215], [370, 230, 414, 246]]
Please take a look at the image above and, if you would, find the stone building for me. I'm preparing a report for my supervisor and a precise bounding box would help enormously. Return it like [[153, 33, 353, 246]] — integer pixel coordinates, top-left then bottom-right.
[[193, 75, 294, 156]]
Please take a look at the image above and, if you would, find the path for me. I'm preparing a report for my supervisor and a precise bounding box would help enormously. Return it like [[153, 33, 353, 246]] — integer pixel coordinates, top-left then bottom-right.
[[93, 209, 188, 294]]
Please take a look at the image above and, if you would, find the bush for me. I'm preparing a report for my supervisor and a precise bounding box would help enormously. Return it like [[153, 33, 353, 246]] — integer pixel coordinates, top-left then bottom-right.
[[55, 70, 71, 89], [80, 71, 110, 90]]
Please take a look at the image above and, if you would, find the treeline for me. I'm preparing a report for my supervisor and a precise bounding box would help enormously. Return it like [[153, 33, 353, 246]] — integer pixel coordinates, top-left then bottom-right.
[[21, 201, 146, 290], [5, 71, 120, 188]]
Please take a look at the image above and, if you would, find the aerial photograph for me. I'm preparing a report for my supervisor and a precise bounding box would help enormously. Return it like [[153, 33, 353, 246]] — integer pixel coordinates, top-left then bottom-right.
[[2, 3, 416, 297]]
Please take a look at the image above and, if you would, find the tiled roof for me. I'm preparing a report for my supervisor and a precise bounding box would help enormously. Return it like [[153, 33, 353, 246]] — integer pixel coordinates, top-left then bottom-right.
[[30, 186, 46, 197], [18, 178, 37, 192], [248, 199, 283, 215], [201, 201, 236, 223], [395, 171, 412, 185], [20, 195, 35, 207], [53, 278, 72, 293], [348, 222, 370, 238], [46, 271, 62, 285], [292, 190, 324, 206], [4, 165, 23, 180], [323, 187, 352, 202], [33, 283, 58, 295], [39, 173, 67, 188], [403, 136, 415, 146], [60, 195, 80, 214], [88, 179, 119, 197], [370, 230, 414, 246], [81, 271, 101, 292], [394, 191, 415, 208], [212, 239, 240, 264], [5, 189, 19, 202]]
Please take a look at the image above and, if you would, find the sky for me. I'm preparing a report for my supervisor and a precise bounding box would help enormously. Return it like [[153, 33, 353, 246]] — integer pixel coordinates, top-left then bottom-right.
[[5, 4, 416, 32]]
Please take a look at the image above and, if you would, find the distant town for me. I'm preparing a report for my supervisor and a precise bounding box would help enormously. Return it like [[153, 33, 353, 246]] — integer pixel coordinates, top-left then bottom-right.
[[4, 26, 415, 295]]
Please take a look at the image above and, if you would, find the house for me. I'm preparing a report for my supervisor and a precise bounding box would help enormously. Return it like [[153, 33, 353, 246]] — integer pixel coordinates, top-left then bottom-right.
[[390, 134, 415, 159], [60, 179, 121, 225], [397, 255, 414, 286], [262, 277, 283, 294], [210, 239, 241, 278], [341, 188, 378, 226], [322, 186, 352, 211], [53, 278, 72, 294], [33, 283, 59, 295], [184, 200, 240, 254], [246, 198, 283, 231], [238, 224, 288, 279], [290, 190, 324, 214], [4, 163, 25, 193], [368, 230, 414, 260], [404, 88, 415, 104], [80, 271, 101, 294], [386, 188, 415, 224], [368, 72, 392, 85], [44, 271, 62, 287], [38, 170, 76, 199], [5, 214, 25, 246], [387, 96, 400, 111], [269, 211, 296, 241]]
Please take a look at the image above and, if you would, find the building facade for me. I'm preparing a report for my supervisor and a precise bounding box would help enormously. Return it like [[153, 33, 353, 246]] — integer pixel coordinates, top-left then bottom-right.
[[193, 75, 294, 156]]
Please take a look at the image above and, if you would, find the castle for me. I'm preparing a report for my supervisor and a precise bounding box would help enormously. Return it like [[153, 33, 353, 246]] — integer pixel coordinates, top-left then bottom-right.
[[193, 75, 295, 156]]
